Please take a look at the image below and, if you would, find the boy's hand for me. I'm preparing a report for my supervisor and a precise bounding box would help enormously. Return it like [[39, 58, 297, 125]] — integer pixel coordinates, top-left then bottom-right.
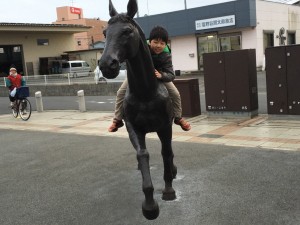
[[154, 69, 162, 79]]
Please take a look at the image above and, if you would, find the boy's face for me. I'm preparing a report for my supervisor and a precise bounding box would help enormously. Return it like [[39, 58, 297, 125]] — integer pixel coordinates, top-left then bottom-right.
[[149, 38, 166, 55]]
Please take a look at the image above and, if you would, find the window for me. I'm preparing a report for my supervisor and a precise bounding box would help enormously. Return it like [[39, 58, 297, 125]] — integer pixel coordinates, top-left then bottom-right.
[[13, 46, 21, 52], [82, 62, 89, 67], [219, 35, 241, 52], [77, 41, 81, 46], [71, 62, 82, 67], [37, 39, 49, 46], [287, 32, 296, 45], [263, 31, 274, 53], [0, 48, 4, 53], [62, 63, 70, 68]]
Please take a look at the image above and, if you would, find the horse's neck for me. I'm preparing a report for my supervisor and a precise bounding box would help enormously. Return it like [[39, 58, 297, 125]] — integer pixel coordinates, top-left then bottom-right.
[[126, 43, 158, 99]]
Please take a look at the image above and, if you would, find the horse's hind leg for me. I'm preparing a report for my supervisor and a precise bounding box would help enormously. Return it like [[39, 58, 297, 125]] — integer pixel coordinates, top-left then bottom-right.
[[126, 124, 159, 220], [157, 126, 176, 201]]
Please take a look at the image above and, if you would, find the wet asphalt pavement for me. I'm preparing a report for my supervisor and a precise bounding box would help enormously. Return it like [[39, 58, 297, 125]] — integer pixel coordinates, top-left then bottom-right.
[[0, 129, 299, 225]]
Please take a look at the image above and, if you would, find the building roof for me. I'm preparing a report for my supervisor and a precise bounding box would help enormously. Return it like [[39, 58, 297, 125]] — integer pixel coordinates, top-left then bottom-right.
[[262, 0, 300, 4], [0, 22, 91, 33], [135, 0, 256, 37], [64, 47, 103, 53]]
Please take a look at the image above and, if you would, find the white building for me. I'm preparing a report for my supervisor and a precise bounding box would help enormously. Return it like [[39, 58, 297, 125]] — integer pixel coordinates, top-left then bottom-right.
[[0, 23, 90, 76], [135, 0, 300, 71]]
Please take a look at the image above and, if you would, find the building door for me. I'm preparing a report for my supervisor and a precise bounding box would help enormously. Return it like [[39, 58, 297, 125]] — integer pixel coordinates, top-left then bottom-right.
[[197, 34, 218, 69], [0, 45, 24, 77], [197, 33, 241, 70]]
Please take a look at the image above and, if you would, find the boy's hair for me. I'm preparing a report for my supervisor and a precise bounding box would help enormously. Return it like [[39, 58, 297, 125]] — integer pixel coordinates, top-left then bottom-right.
[[149, 26, 169, 44]]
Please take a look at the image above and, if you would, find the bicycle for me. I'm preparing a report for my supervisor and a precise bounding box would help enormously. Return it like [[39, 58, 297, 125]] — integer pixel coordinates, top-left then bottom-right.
[[11, 86, 32, 121]]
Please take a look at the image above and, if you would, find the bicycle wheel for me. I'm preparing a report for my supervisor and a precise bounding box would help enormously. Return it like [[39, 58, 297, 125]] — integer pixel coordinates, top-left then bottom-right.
[[12, 102, 18, 118], [19, 99, 32, 121]]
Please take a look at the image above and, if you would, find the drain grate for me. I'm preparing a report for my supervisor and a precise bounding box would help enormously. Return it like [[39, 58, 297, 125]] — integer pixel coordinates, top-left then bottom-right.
[[198, 134, 224, 138], [59, 126, 73, 129]]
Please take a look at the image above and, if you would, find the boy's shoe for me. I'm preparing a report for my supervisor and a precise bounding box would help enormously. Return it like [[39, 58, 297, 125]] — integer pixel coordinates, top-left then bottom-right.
[[108, 118, 124, 132], [174, 117, 191, 131]]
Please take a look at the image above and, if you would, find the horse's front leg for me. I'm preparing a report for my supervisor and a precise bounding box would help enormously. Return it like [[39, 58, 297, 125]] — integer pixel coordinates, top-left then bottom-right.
[[126, 122, 159, 220], [157, 125, 177, 201]]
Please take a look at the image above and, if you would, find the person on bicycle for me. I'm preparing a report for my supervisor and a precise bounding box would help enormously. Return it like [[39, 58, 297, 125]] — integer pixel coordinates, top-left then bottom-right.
[[5, 67, 26, 107]]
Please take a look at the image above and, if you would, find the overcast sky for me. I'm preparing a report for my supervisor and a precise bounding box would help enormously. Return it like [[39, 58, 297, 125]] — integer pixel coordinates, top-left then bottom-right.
[[0, 0, 236, 24]]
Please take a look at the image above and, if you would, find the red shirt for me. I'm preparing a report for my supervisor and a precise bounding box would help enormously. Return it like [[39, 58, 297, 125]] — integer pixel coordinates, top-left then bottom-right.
[[7, 74, 23, 91]]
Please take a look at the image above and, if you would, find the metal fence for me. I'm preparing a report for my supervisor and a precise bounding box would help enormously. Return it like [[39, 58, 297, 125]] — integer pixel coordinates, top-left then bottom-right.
[[0, 72, 126, 87]]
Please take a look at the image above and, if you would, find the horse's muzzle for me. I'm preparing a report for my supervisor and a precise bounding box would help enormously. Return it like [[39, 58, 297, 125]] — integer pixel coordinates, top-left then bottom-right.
[[99, 58, 120, 79]]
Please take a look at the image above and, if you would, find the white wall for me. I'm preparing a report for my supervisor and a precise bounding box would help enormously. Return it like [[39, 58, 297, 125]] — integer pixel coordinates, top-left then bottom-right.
[[171, 35, 198, 71], [241, 29, 259, 64], [256, 0, 300, 66]]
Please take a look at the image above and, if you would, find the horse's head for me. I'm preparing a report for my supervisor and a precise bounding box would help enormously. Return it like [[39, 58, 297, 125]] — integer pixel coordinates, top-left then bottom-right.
[[99, 0, 139, 79]]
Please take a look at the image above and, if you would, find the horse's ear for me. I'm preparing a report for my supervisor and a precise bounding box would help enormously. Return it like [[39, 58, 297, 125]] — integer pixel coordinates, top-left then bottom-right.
[[109, 0, 118, 17], [127, 0, 138, 18]]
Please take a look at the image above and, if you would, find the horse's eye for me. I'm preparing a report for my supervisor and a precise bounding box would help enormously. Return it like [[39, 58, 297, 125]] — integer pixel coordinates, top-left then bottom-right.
[[123, 27, 132, 35]]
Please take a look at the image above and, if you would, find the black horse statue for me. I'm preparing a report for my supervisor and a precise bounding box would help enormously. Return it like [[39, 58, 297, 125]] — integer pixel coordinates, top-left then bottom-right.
[[99, 0, 177, 220]]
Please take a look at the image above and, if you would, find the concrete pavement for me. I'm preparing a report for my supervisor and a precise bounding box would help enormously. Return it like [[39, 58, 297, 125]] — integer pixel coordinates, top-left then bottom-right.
[[1, 117, 300, 225], [1, 110, 300, 151], [1, 111, 300, 224]]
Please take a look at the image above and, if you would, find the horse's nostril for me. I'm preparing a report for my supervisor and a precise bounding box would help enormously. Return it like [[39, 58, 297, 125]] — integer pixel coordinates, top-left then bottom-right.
[[111, 59, 119, 69]]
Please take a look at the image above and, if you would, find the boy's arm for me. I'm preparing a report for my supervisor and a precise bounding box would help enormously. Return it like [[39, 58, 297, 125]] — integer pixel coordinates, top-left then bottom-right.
[[159, 53, 175, 82]]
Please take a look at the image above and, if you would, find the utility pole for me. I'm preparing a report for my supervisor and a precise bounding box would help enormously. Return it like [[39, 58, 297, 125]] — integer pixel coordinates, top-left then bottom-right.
[[184, 0, 187, 9], [136, 0, 140, 17], [147, 0, 149, 15]]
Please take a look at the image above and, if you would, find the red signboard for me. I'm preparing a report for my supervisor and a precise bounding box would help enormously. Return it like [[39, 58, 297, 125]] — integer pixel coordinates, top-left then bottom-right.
[[70, 7, 81, 14]]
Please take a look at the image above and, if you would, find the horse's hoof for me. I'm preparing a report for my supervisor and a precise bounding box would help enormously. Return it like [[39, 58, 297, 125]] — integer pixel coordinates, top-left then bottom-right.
[[162, 187, 176, 201], [142, 200, 159, 220]]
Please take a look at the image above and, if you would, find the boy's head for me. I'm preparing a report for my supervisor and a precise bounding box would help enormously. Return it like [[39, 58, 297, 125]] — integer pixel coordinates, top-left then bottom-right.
[[149, 26, 168, 44], [149, 26, 169, 55]]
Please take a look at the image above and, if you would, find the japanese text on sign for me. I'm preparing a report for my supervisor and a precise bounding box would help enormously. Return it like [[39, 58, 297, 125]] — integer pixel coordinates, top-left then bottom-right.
[[195, 15, 235, 30], [70, 7, 81, 14]]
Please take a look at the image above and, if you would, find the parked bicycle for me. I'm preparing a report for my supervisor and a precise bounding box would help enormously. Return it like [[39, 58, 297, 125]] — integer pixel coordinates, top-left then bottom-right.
[[11, 86, 32, 121]]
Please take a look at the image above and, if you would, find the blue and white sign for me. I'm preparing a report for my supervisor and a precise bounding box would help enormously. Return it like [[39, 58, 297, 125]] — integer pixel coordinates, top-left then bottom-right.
[[195, 15, 235, 30]]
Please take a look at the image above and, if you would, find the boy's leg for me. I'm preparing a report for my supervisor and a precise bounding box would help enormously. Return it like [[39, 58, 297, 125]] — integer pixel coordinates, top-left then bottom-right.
[[108, 79, 128, 132], [164, 82, 191, 131], [164, 82, 181, 118]]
